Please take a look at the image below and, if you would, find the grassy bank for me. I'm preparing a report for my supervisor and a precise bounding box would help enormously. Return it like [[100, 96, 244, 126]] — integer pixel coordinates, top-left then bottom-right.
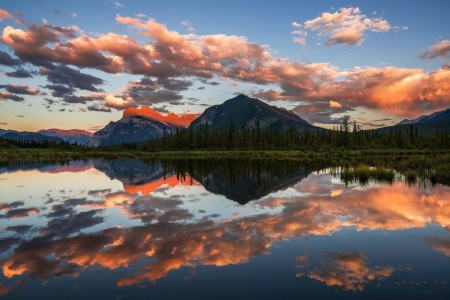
[[3, 147, 450, 162]]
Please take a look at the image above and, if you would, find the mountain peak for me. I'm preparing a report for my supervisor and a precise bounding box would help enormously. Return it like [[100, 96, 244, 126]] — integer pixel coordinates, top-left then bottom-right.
[[123, 106, 196, 127]]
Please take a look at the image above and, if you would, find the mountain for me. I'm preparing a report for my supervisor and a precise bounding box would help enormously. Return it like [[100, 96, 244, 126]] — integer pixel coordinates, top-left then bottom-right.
[[395, 115, 427, 126], [124, 106, 196, 127], [416, 109, 450, 124], [0, 129, 17, 136], [38, 129, 93, 145], [87, 106, 196, 147], [190, 94, 312, 132], [1, 132, 63, 143], [382, 108, 450, 136]]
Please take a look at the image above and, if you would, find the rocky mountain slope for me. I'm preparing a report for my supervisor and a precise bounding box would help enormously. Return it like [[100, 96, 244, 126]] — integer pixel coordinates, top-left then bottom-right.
[[87, 106, 196, 147]]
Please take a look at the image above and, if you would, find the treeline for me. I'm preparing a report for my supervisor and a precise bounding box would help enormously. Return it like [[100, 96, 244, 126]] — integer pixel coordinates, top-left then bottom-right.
[[143, 118, 450, 151], [0, 138, 77, 150], [0, 138, 139, 150]]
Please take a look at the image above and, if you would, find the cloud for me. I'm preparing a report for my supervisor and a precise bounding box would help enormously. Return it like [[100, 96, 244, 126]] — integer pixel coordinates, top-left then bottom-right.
[[0, 207, 40, 219], [71, 13, 77, 18], [0, 84, 39, 95], [104, 94, 137, 109], [425, 236, 450, 256], [292, 102, 353, 125], [0, 51, 21, 66], [1, 15, 449, 116], [62, 94, 104, 104], [0, 92, 24, 102], [181, 20, 194, 32], [199, 79, 219, 86], [44, 84, 75, 97], [292, 22, 302, 27], [307, 252, 395, 291], [0, 9, 13, 22], [44, 97, 57, 104], [87, 105, 111, 113], [122, 78, 187, 105], [419, 40, 450, 60], [4, 69, 33, 78], [362, 122, 386, 127], [40, 64, 105, 92], [304, 7, 391, 46], [17, 115, 25, 117], [114, 1, 124, 7], [135, 14, 146, 18], [49, 9, 61, 15], [293, 37, 306, 45], [329, 100, 342, 108], [4, 225, 33, 234]]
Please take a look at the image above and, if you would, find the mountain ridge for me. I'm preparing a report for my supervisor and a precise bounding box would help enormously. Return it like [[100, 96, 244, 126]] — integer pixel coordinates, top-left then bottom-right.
[[190, 94, 312, 132]]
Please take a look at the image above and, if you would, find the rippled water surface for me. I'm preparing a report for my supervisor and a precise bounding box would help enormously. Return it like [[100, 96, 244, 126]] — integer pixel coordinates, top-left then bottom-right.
[[0, 158, 449, 299]]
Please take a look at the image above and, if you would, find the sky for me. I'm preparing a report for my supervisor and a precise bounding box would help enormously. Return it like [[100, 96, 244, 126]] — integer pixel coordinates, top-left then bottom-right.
[[0, 0, 449, 132]]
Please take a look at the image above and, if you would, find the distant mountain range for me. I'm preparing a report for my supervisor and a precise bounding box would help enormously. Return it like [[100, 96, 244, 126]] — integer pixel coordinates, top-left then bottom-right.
[[37, 129, 93, 145], [0, 129, 93, 145], [0, 132, 63, 143], [395, 109, 450, 126], [378, 108, 450, 135], [87, 106, 197, 147]]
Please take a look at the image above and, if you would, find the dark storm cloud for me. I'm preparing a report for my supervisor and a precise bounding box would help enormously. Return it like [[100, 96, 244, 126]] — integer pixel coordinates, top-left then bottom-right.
[[40, 64, 105, 92], [0, 201, 25, 211], [87, 105, 112, 113], [0, 237, 21, 253], [41, 209, 104, 238], [62, 95, 103, 104], [4, 225, 33, 234], [127, 86, 183, 104], [199, 79, 220, 86], [0, 51, 21, 66], [4, 69, 33, 78], [156, 77, 192, 91], [43, 84, 75, 97], [0, 207, 40, 219]]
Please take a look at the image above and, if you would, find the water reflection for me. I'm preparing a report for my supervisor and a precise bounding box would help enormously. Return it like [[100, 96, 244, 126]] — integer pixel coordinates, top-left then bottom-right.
[[0, 158, 449, 298]]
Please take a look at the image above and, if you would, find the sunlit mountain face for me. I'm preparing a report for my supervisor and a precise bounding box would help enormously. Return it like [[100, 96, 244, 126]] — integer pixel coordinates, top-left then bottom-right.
[[0, 158, 450, 299]]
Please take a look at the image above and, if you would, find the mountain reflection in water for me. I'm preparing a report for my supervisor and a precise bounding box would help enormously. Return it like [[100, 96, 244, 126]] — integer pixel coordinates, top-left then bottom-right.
[[0, 158, 449, 299]]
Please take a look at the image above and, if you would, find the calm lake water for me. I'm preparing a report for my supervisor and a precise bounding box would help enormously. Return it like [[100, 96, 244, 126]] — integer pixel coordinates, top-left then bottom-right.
[[0, 158, 449, 299]]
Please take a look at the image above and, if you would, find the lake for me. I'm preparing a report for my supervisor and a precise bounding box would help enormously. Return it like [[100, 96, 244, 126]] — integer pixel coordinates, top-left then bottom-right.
[[0, 157, 449, 299]]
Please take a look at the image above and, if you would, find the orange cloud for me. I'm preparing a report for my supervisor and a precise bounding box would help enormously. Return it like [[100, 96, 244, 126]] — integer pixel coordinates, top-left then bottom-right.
[[329, 100, 342, 108], [3, 16, 449, 117], [307, 252, 395, 291]]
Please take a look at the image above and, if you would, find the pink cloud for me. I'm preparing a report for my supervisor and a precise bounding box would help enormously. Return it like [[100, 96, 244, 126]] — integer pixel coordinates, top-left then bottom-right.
[[293, 37, 306, 45], [0, 9, 13, 22], [304, 7, 391, 46], [420, 39, 450, 60]]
